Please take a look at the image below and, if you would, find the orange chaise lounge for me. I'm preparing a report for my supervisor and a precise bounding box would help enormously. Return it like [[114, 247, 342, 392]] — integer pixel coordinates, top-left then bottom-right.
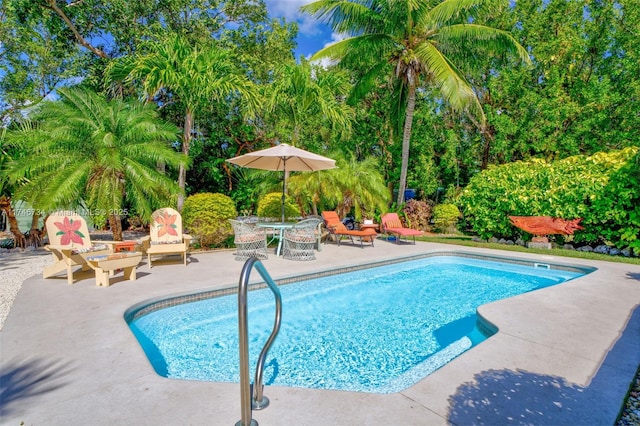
[[381, 212, 424, 244], [321, 211, 377, 247]]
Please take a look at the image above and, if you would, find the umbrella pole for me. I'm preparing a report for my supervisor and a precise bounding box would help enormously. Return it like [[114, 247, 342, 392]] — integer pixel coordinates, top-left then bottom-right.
[[281, 162, 286, 223]]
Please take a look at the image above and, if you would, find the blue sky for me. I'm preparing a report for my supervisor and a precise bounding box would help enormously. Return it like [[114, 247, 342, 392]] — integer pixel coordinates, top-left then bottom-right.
[[265, 0, 339, 59]]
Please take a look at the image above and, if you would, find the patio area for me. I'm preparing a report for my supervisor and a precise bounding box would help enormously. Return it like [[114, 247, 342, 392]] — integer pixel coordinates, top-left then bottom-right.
[[1, 239, 639, 425]]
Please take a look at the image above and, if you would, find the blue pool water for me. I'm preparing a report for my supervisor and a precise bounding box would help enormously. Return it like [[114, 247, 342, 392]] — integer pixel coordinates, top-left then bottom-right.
[[128, 255, 586, 393]]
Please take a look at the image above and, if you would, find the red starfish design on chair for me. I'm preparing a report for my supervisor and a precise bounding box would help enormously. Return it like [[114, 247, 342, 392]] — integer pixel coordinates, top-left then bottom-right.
[[54, 217, 86, 246], [156, 211, 179, 238]]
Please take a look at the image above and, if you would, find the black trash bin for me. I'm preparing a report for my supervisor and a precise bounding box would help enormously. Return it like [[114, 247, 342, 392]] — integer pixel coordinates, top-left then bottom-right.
[[342, 216, 356, 230]]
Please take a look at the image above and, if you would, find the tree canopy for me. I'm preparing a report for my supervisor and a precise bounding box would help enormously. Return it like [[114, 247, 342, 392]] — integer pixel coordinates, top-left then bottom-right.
[[301, 0, 531, 204], [4, 87, 186, 239], [1, 0, 639, 239]]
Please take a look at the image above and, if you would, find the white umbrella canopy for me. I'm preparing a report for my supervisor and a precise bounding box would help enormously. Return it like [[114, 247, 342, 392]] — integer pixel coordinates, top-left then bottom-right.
[[226, 143, 337, 222], [226, 143, 336, 171]]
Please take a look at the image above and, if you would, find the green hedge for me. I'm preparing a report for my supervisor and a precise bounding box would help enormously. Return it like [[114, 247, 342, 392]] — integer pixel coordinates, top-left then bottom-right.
[[257, 192, 299, 220], [182, 193, 237, 248], [432, 204, 460, 234], [458, 147, 640, 249]]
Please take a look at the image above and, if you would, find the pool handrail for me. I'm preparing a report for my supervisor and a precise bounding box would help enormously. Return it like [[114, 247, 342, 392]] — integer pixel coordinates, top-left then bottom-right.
[[236, 257, 282, 426]]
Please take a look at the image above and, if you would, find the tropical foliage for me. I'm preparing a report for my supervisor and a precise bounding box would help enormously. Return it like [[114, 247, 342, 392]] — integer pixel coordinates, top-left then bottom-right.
[[257, 192, 299, 220], [402, 199, 433, 232], [266, 59, 354, 147], [287, 152, 389, 220], [0, 0, 639, 250], [182, 192, 237, 247], [105, 34, 258, 210], [0, 129, 26, 246], [301, 0, 530, 204], [432, 203, 461, 234], [458, 147, 640, 249], [3, 87, 185, 240]]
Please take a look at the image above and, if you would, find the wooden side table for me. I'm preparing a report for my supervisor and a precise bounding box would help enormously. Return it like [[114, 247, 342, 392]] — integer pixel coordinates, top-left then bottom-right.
[[359, 224, 379, 242], [115, 241, 137, 253], [87, 252, 142, 287], [360, 223, 379, 232]]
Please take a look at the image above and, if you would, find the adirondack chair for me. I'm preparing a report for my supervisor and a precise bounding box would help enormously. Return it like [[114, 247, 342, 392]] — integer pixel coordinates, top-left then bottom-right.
[[141, 208, 191, 268], [43, 211, 115, 285]]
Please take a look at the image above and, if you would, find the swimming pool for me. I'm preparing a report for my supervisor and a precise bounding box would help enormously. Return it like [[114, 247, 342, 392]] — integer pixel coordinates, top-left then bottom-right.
[[127, 254, 590, 393]]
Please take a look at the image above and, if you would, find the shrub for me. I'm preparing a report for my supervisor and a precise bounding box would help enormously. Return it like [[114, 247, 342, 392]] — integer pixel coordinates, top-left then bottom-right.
[[257, 192, 299, 220], [182, 193, 237, 248], [432, 203, 460, 233], [458, 147, 640, 249], [402, 199, 432, 231]]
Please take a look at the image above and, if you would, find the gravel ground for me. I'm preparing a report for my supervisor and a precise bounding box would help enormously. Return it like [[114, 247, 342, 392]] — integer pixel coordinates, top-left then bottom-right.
[[618, 370, 640, 425], [1, 246, 639, 423], [0, 247, 51, 330], [0, 229, 146, 330]]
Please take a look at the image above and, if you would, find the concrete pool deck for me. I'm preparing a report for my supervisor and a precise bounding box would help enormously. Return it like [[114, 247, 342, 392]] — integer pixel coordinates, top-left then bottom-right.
[[1, 239, 639, 425]]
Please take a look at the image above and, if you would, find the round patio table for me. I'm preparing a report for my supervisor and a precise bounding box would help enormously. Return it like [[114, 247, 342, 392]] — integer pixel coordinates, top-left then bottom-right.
[[256, 222, 296, 257]]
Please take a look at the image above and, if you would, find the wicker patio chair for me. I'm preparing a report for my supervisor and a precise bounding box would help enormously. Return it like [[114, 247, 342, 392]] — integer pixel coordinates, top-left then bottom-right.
[[229, 219, 268, 261], [282, 218, 323, 261]]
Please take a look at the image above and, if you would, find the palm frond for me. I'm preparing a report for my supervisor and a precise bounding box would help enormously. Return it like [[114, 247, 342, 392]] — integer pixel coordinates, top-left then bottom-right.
[[301, 0, 386, 35], [437, 24, 532, 65], [7, 86, 186, 214], [425, 0, 493, 27], [414, 41, 478, 112], [348, 61, 392, 104]]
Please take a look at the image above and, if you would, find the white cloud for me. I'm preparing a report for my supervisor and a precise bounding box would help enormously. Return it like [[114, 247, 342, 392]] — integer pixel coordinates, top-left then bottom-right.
[[310, 56, 337, 68], [266, 0, 309, 19], [266, 0, 325, 36], [308, 32, 348, 68], [297, 15, 324, 36], [324, 31, 347, 48]]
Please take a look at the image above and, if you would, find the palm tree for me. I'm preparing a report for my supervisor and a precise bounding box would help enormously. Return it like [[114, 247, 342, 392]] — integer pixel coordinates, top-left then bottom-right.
[[301, 0, 531, 204], [267, 59, 354, 146], [4, 87, 186, 240], [287, 152, 389, 219], [105, 34, 258, 210], [1, 123, 50, 248], [0, 128, 27, 247]]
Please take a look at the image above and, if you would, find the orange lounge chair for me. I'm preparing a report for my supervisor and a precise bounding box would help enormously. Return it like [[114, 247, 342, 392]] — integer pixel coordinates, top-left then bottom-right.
[[321, 211, 376, 247], [381, 213, 424, 244]]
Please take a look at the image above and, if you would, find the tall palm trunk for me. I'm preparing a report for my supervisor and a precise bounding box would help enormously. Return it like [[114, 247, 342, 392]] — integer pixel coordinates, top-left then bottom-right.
[[0, 196, 26, 248], [398, 79, 417, 205], [108, 214, 123, 241], [467, 111, 494, 170], [177, 110, 193, 211]]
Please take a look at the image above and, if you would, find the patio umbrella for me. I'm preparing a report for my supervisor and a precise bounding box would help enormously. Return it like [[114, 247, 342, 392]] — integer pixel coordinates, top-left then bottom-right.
[[226, 143, 336, 222]]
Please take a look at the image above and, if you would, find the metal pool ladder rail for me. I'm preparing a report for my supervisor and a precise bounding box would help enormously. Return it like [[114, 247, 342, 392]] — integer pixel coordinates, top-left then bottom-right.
[[236, 257, 283, 426]]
